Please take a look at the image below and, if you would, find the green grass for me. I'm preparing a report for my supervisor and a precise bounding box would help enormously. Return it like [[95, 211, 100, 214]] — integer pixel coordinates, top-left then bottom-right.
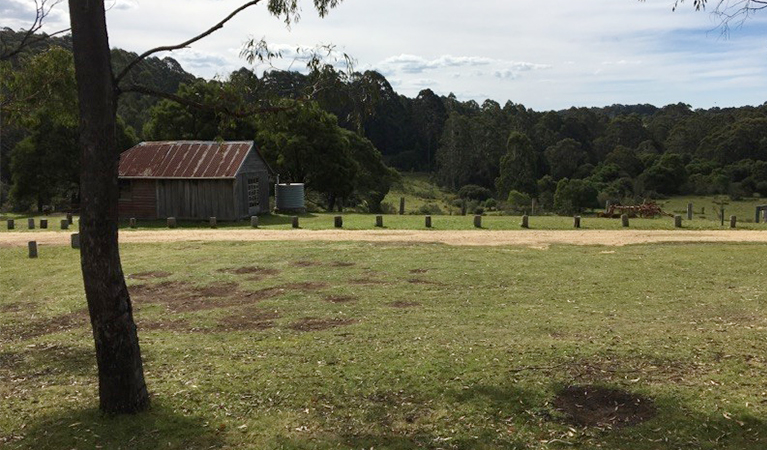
[[2, 240, 767, 449], [383, 172, 457, 214], [658, 195, 767, 223]]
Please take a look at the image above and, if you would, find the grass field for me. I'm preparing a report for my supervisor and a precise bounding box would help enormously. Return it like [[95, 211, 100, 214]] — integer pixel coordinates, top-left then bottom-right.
[[2, 240, 767, 449]]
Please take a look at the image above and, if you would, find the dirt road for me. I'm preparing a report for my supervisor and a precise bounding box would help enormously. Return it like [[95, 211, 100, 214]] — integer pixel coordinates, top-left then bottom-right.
[[2, 228, 767, 248]]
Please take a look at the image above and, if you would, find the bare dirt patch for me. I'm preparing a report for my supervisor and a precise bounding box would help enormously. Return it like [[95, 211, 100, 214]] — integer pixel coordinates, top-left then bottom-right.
[[130, 279, 330, 313], [130, 280, 256, 313], [217, 308, 280, 331], [330, 261, 356, 267], [217, 266, 280, 276], [324, 295, 357, 304], [128, 271, 172, 280], [292, 260, 322, 267], [10, 309, 89, 341], [191, 281, 239, 297], [389, 300, 420, 308], [289, 317, 357, 332], [406, 278, 441, 285], [553, 385, 656, 429], [349, 277, 388, 285], [0, 301, 38, 314]]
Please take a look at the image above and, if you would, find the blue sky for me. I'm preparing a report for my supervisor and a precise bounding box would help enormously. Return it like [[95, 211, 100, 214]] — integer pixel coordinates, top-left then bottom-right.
[[6, 0, 767, 111]]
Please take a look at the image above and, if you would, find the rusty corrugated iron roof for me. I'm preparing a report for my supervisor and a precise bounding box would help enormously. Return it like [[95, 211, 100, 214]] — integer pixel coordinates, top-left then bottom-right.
[[118, 141, 254, 179]]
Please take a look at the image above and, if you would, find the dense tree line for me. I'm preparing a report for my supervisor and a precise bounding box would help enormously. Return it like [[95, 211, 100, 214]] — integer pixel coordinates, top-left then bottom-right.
[[4, 28, 767, 215]]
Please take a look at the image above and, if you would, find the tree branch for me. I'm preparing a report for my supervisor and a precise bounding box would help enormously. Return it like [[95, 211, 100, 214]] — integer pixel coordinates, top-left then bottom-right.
[[0, 0, 70, 61], [119, 83, 297, 117], [115, 0, 263, 85]]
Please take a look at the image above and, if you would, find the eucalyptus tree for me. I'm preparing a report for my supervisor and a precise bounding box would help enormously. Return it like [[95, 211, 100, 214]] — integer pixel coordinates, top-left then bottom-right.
[[67, 0, 342, 414]]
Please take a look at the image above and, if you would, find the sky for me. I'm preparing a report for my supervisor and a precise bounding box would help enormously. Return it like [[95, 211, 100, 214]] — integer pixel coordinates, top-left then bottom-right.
[[5, 0, 767, 111]]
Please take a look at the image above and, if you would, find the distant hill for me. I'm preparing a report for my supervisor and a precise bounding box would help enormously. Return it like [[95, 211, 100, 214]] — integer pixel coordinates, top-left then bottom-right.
[[0, 28, 198, 135]]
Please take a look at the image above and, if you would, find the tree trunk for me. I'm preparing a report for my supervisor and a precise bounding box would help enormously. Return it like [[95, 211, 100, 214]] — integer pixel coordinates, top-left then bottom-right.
[[68, 0, 149, 414]]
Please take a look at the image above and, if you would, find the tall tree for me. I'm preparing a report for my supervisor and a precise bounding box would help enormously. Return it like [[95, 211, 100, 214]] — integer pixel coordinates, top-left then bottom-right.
[[496, 132, 538, 197], [67, 0, 342, 414]]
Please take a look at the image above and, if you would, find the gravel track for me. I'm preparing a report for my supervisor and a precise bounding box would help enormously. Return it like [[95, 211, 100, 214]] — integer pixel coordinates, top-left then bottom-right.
[[2, 229, 767, 249]]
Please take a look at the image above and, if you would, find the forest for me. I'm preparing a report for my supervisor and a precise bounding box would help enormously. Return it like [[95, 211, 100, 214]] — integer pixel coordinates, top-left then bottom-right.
[[3, 28, 767, 215]]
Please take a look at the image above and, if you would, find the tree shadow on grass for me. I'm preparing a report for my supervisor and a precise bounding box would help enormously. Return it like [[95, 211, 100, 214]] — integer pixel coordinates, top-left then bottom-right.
[[452, 381, 767, 449], [0, 344, 96, 379], [10, 402, 223, 450]]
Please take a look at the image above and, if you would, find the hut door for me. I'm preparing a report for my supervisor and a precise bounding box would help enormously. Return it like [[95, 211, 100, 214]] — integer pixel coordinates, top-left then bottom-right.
[[247, 177, 260, 214]]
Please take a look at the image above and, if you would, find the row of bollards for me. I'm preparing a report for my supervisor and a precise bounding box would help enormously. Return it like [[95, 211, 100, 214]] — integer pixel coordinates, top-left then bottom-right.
[[7, 218, 72, 230], [27, 233, 80, 258]]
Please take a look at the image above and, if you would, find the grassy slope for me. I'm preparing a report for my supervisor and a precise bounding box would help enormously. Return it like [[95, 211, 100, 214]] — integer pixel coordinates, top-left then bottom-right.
[[2, 240, 767, 449], [382, 172, 457, 214]]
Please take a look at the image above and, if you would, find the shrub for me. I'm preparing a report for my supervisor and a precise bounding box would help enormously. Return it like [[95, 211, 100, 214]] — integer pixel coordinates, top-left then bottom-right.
[[412, 203, 444, 215], [458, 184, 493, 201], [553, 178, 600, 215]]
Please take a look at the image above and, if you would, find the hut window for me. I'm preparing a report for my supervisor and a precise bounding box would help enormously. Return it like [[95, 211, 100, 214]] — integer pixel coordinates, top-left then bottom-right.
[[119, 180, 132, 200], [247, 178, 259, 207]]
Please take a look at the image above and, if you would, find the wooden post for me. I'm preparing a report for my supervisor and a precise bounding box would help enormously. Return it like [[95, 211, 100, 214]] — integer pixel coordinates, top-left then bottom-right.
[[167, 217, 177, 228], [399, 197, 405, 215], [292, 216, 299, 228], [66, 213, 73, 225], [474, 215, 482, 228], [27, 218, 35, 229], [573, 216, 581, 228], [521, 215, 529, 229], [209, 217, 217, 228], [687, 203, 693, 220], [764, 209, 767, 223], [375, 215, 383, 227], [129, 218, 137, 228], [674, 215, 682, 228], [28, 241, 38, 258], [605, 200, 611, 213], [6, 219, 14, 230], [730, 215, 737, 229], [756, 207, 762, 224], [621, 214, 629, 227], [60, 219, 69, 230], [720, 208, 725, 227], [425, 215, 432, 228], [71, 233, 80, 249], [334, 215, 343, 228], [250, 216, 259, 228], [461, 199, 467, 216]]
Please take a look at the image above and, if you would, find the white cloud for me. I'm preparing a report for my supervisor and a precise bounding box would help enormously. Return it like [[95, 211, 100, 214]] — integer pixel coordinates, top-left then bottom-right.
[[7, 0, 766, 110]]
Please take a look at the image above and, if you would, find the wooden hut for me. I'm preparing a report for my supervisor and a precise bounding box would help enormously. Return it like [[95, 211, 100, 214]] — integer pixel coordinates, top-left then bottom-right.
[[118, 141, 274, 220]]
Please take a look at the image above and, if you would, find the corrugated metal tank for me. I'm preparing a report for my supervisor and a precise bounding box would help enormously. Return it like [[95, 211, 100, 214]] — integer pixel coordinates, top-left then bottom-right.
[[275, 183, 306, 211]]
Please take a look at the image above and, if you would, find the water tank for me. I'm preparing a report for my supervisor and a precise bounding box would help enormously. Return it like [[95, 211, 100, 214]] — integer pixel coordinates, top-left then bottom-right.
[[275, 183, 306, 212]]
